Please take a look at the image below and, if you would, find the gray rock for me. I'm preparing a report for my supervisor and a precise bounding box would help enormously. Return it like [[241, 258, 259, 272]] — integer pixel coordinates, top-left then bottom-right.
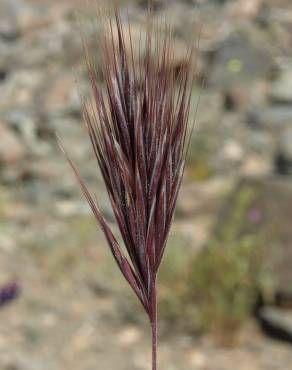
[[137, 0, 164, 11], [248, 106, 292, 128], [275, 128, 292, 175], [210, 35, 272, 88], [5, 109, 38, 143], [6, 18, 80, 69], [0, 0, 20, 40], [0, 70, 43, 112], [0, 124, 25, 165], [0, 40, 11, 69], [0, 0, 64, 38], [258, 307, 292, 343], [43, 73, 81, 118], [270, 68, 292, 104]]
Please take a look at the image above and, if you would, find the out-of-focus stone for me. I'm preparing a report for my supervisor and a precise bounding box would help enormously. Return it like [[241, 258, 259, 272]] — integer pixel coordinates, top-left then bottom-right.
[[0, 0, 69, 37], [44, 74, 77, 116], [269, 68, 292, 104], [0, 70, 43, 109], [55, 201, 90, 217], [0, 0, 20, 40], [186, 349, 208, 368], [224, 81, 268, 111], [0, 124, 25, 165], [115, 326, 142, 346], [177, 179, 230, 217], [258, 307, 292, 343], [8, 18, 79, 69], [210, 36, 272, 89], [5, 109, 38, 143], [229, 0, 263, 19], [137, 0, 164, 11], [248, 106, 292, 128], [0, 233, 16, 252], [275, 127, 292, 175], [241, 156, 272, 177], [221, 139, 244, 163]]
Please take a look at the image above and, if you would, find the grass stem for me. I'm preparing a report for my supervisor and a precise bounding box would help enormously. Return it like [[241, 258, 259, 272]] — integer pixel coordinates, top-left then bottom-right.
[[151, 280, 157, 370]]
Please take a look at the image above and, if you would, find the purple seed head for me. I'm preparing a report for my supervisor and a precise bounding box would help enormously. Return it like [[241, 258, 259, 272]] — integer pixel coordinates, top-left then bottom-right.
[[59, 5, 198, 322]]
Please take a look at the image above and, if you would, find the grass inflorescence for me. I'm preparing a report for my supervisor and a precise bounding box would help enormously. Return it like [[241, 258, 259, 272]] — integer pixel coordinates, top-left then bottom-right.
[[59, 2, 199, 369]]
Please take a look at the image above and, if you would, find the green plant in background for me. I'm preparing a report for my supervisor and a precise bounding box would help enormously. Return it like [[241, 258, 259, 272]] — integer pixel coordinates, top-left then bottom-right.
[[188, 187, 270, 341], [159, 233, 193, 326], [186, 135, 213, 181], [160, 185, 274, 342], [189, 234, 262, 340]]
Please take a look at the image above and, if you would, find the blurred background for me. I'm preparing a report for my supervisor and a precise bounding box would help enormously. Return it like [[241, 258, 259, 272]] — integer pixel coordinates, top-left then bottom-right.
[[1, 0, 292, 369]]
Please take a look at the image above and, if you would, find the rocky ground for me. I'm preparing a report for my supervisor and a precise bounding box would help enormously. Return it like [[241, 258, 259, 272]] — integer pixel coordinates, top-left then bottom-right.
[[1, 0, 292, 369]]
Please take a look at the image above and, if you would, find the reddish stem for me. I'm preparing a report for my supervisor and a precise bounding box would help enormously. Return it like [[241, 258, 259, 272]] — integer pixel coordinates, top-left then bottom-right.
[[150, 279, 157, 370]]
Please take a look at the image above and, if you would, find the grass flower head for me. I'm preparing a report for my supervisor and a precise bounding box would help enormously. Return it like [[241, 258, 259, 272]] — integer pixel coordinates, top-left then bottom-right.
[[60, 3, 198, 369]]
